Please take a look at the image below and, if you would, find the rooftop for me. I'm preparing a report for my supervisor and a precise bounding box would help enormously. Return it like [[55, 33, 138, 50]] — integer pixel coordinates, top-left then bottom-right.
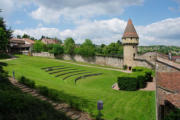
[[122, 19, 139, 39]]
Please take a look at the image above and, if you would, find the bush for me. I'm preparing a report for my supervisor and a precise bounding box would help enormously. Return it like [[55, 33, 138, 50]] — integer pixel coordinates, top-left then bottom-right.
[[51, 44, 64, 55], [78, 39, 95, 57], [132, 66, 146, 72], [137, 73, 146, 88], [117, 67, 153, 91], [19, 76, 35, 88], [117, 74, 138, 91], [37, 86, 59, 101], [123, 65, 127, 70], [0, 53, 10, 59]]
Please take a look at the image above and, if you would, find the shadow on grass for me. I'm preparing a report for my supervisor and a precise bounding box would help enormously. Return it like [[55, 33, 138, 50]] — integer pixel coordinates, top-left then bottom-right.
[[37, 85, 95, 114]]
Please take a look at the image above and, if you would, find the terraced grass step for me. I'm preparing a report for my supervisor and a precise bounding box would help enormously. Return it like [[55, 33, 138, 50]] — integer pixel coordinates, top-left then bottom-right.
[[49, 68, 78, 74], [55, 70, 86, 77], [63, 72, 92, 80], [75, 73, 103, 83], [41, 65, 64, 69]]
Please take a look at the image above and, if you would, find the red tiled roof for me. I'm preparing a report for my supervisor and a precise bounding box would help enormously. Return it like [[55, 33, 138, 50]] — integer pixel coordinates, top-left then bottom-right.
[[157, 72, 180, 92], [157, 72, 180, 108], [122, 19, 139, 39], [166, 94, 180, 108], [41, 38, 59, 44], [23, 38, 35, 44], [10, 38, 25, 43], [10, 38, 35, 44]]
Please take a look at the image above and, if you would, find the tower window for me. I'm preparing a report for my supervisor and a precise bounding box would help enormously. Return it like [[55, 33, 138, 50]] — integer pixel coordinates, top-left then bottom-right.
[[133, 53, 135, 57]]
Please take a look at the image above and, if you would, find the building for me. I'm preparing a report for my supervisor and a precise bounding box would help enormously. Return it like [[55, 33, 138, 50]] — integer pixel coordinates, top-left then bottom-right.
[[41, 38, 60, 44], [122, 19, 139, 70], [10, 38, 35, 53]]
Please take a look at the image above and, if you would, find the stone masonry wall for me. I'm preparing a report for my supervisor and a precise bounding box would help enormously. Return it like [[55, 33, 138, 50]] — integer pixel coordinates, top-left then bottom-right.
[[32, 52, 124, 68], [56, 54, 124, 68]]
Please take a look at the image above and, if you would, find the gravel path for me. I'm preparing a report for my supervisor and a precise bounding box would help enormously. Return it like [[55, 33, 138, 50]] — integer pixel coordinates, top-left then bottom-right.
[[9, 77, 93, 120]]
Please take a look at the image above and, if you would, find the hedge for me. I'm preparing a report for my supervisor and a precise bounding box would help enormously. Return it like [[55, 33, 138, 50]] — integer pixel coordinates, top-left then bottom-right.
[[19, 76, 35, 88], [117, 74, 138, 91], [117, 67, 153, 91]]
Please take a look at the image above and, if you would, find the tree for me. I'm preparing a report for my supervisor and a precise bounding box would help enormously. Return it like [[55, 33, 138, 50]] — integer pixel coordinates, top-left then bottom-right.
[[33, 41, 44, 53], [22, 34, 30, 38], [0, 15, 12, 53], [102, 41, 123, 57], [64, 37, 75, 54], [78, 39, 95, 57], [50, 44, 64, 55], [17, 35, 21, 39], [0, 28, 8, 52]]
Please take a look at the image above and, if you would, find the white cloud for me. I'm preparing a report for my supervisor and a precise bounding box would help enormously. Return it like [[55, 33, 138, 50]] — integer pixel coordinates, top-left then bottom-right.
[[14, 17, 180, 46], [30, 0, 144, 24]]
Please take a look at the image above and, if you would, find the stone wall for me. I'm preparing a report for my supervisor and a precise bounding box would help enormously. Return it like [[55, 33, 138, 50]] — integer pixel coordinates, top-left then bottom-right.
[[156, 56, 180, 72], [32, 52, 124, 68], [32, 52, 55, 58], [32, 52, 157, 69], [56, 54, 124, 68]]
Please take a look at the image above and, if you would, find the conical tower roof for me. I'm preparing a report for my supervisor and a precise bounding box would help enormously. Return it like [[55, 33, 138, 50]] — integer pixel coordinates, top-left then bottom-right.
[[122, 19, 139, 39]]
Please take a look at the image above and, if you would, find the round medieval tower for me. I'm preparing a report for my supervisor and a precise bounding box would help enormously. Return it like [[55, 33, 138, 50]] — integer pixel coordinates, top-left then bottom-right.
[[122, 19, 139, 70]]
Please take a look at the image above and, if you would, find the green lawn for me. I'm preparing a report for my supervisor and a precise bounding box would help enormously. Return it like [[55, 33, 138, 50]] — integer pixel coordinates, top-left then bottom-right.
[[3, 55, 156, 120]]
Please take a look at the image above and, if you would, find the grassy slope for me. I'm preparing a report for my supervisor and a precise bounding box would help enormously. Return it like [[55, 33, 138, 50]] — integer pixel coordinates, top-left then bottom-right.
[[0, 62, 70, 120], [3, 55, 156, 120]]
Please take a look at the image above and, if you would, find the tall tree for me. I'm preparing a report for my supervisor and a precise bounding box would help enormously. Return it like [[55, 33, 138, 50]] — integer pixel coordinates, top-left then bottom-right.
[[22, 34, 30, 38], [78, 39, 95, 57], [64, 37, 75, 54], [0, 12, 12, 53]]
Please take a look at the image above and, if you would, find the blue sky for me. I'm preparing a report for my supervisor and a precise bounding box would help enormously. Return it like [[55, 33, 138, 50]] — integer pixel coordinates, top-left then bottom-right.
[[0, 0, 180, 46]]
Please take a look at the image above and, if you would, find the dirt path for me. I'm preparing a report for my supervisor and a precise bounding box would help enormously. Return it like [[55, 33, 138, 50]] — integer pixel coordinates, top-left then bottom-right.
[[9, 77, 93, 120]]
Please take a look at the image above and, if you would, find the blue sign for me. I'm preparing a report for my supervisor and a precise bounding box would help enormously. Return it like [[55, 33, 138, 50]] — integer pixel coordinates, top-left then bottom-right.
[[97, 100, 103, 110]]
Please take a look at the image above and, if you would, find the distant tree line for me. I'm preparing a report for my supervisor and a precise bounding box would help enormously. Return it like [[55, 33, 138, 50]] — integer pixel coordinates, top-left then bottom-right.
[[138, 45, 180, 56], [32, 37, 123, 57]]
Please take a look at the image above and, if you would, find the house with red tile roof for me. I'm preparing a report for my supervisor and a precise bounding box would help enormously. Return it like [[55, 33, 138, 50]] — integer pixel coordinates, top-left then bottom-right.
[[10, 38, 35, 53], [41, 38, 59, 44]]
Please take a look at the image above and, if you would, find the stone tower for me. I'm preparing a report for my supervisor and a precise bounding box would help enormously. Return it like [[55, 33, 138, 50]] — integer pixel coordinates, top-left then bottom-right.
[[122, 19, 139, 70]]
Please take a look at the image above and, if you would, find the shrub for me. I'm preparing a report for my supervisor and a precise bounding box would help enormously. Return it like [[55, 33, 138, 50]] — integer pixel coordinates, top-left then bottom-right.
[[123, 65, 127, 70], [117, 66, 153, 91], [117, 74, 138, 91], [0, 53, 10, 59], [132, 66, 146, 72], [19, 76, 35, 88], [37, 86, 59, 101], [136, 73, 146, 88]]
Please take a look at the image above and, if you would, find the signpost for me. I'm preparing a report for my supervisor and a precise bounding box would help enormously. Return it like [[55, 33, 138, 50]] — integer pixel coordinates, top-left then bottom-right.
[[97, 100, 103, 120], [13, 70, 15, 80]]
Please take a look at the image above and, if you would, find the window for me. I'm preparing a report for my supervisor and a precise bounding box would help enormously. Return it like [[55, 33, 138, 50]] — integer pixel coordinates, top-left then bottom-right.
[[133, 53, 135, 57]]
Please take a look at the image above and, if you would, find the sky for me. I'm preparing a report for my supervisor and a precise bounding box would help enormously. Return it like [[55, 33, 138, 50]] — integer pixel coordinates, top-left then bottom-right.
[[0, 0, 180, 46]]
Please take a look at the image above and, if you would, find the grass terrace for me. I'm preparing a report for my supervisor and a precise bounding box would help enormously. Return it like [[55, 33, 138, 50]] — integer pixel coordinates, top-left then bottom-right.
[[2, 55, 156, 120]]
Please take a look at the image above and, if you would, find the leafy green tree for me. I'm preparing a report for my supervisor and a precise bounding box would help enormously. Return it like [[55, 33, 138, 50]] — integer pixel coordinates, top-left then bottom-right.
[[102, 41, 123, 57], [22, 34, 30, 38], [64, 37, 75, 54], [0, 28, 8, 52], [33, 41, 44, 52], [17, 35, 21, 39], [78, 39, 95, 57], [51, 44, 64, 55], [0, 16, 12, 53]]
